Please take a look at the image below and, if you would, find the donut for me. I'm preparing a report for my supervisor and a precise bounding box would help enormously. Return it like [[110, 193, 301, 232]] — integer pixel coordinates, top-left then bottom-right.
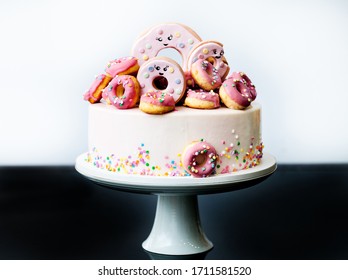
[[184, 89, 220, 109], [181, 141, 218, 178], [84, 74, 112, 104], [104, 75, 140, 109], [219, 72, 256, 110], [191, 59, 222, 91], [137, 57, 186, 104], [105, 56, 139, 78], [139, 91, 175, 114], [230, 71, 257, 100], [187, 40, 230, 80], [132, 23, 202, 69]]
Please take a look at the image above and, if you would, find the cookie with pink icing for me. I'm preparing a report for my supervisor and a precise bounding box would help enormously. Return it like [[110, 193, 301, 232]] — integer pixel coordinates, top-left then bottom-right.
[[191, 59, 222, 91], [187, 40, 229, 80], [184, 89, 220, 109], [104, 75, 140, 109], [139, 91, 175, 114], [219, 72, 256, 110], [181, 141, 218, 177], [137, 57, 186, 104], [132, 23, 202, 70]]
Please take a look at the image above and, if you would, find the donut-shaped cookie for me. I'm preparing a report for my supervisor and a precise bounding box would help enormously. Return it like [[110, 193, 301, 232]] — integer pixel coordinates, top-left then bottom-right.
[[191, 59, 222, 91], [105, 56, 140, 78], [184, 89, 220, 109], [187, 40, 229, 80], [132, 23, 202, 69], [137, 57, 186, 104], [181, 141, 218, 177], [219, 73, 255, 110], [104, 75, 140, 109], [139, 91, 175, 114], [84, 74, 112, 104]]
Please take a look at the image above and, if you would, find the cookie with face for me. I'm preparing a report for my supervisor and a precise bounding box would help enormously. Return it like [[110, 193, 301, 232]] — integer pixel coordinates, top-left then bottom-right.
[[187, 40, 230, 80], [137, 57, 186, 104], [132, 23, 202, 70]]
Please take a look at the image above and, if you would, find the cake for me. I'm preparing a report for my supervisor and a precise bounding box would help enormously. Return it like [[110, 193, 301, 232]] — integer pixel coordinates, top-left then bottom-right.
[[82, 23, 263, 178]]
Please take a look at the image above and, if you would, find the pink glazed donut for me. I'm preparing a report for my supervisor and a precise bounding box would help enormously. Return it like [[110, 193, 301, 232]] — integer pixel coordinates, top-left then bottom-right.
[[104, 56, 140, 78], [184, 89, 220, 109], [137, 57, 186, 104], [181, 141, 219, 178], [187, 40, 230, 80], [191, 59, 222, 91], [104, 75, 140, 109], [219, 72, 257, 110], [132, 23, 202, 70]]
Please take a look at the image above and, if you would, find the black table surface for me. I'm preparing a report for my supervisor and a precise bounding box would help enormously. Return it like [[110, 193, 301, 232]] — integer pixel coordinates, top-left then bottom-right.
[[0, 164, 347, 260]]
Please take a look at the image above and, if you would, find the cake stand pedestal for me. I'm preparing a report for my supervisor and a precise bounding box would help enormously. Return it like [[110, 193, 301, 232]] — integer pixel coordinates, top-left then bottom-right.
[[75, 153, 276, 257]]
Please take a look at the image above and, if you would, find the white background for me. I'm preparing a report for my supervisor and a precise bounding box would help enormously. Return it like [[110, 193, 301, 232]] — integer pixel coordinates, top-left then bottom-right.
[[0, 0, 347, 165]]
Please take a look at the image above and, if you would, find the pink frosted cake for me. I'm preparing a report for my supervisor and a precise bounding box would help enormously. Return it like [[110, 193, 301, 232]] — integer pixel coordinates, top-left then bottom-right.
[[83, 23, 263, 178]]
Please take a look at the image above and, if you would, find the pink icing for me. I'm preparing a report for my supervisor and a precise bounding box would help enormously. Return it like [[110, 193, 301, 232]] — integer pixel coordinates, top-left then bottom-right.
[[186, 89, 220, 108], [229, 72, 257, 100], [104, 75, 139, 109], [187, 40, 229, 79], [137, 57, 186, 103], [83, 74, 106, 102], [105, 56, 138, 78], [131, 23, 202, 69], [191, 59, 222, 90], [221, 78, 252, 107], [140, 91, 175, 107], [182, 141, 218, 178]]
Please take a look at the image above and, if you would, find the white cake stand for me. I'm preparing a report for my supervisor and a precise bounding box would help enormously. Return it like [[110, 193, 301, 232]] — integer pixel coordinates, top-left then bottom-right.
[[75, 153, 276, 257]]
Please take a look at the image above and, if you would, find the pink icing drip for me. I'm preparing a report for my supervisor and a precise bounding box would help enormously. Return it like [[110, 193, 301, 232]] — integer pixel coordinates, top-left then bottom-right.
[[105, 56, 138, 78], [83, 74, 106, 101], [186, 89, 220, 108], [140, 91, 175, 107]]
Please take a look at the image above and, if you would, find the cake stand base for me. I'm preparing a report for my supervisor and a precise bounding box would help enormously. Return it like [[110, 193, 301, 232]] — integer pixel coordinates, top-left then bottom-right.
[[75, 153, 276, 257]]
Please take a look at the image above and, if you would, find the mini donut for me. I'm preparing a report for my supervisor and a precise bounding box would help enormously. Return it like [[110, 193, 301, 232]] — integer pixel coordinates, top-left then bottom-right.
[[181, 141, 218, 178], [104, 75, 140, 109], [104, 56, 140, 78], [132, 23, 202, 69], [219, 73, 256, 110], [191, 59, 222, 91], [184, 89, 220, 109], [229, 71, 257, 100], [139, 91, 175, 114], [83, 74, 112, 104], [187, 40, 230, 81], [137, 57, 186, 104]]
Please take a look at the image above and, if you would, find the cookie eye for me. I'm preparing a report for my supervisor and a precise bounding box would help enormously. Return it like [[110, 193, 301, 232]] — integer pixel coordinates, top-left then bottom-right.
[[163, 66, 169, 71], [168, 34, 173, 40], [155, 65, 161, 71], [156, 37, 163, 42], [220, 50, 224, 56], [213, 49, 217, 55]]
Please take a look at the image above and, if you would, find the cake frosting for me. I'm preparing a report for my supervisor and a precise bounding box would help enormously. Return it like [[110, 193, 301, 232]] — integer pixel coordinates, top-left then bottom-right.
[[82, 23, 264, 178]]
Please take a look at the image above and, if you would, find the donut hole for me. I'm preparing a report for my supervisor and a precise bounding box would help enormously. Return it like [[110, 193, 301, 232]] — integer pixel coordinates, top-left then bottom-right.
[[157, 48, 183, 66], [235, 81, 247, 94], [116, 85, 125, 97], [153, 76, 168, 90], [206, 56, 216, 65], [194, 153, 207, 167]]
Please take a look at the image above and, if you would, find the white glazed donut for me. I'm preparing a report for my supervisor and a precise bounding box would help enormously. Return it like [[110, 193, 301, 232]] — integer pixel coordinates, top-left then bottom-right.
[[137, 57, 186, 104], [131, 23, 202, 70], [187, 40, 230, 80]]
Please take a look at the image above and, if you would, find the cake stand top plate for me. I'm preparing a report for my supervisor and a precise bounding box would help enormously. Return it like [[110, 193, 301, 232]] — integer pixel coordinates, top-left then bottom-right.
[[75, 153, 276, 195]]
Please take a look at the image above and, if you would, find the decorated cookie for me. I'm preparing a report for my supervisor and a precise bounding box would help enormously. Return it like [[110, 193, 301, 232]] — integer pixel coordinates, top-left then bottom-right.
[[137, 57, 186, 104], [132, 23, 202, 69], [187, 40, 229, 80]]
